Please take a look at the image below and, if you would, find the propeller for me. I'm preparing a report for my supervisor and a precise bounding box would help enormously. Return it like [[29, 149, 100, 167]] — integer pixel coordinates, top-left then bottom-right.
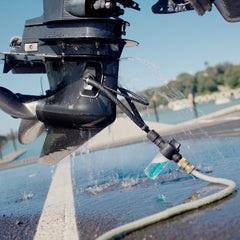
[[18, 119, 45, 144], [0, 87, 36, 119], [18, 117, 101, 165], [0, 85, 105, 165]]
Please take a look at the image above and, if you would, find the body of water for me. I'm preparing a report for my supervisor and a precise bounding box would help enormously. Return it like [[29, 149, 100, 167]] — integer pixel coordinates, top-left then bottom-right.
[[143, 98, 240, 124]]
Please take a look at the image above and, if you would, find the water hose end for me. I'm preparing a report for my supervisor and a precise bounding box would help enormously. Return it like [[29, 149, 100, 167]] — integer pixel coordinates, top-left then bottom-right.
[[177, 157, 195, 174]]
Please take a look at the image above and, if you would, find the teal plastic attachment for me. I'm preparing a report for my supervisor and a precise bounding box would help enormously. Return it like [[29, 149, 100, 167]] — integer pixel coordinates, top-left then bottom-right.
[[144, 152, 170, 179]]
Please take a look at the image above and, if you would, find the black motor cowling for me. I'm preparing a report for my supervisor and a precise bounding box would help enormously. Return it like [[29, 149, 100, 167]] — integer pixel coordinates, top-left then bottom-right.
[[36, 59, 120, 129]]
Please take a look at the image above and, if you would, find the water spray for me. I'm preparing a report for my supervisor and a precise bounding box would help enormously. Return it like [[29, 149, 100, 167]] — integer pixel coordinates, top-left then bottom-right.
[[85, 75, 195, 179], [85, 76, 237, 240]]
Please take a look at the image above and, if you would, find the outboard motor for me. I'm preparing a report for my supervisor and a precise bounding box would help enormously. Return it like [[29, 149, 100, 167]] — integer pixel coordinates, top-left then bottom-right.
[[0, 0, 139, 164]]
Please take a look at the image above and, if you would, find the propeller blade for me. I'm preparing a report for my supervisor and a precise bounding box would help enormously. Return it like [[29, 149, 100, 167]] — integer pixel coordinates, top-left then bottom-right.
[[38, 127, 100, 166], [0, 87, 35, 119], [18, 119, 45, 144]]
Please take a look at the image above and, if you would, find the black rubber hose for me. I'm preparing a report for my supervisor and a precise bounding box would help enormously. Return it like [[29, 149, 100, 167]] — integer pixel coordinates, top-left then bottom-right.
[[85, 77, 149, 133]]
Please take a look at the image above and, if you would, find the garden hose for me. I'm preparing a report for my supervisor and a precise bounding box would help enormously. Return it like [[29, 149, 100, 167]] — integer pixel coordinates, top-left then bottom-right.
[[96, 160, 237, 240]]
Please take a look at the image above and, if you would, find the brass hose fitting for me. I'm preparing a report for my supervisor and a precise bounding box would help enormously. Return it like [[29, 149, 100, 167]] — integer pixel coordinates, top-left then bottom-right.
[[177, 157, 195, 174]]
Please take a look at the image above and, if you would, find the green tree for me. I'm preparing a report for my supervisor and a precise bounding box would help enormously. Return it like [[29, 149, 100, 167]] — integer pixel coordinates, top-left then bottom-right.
[[128, 62, 240, 110], [224, 65, 240, 89]]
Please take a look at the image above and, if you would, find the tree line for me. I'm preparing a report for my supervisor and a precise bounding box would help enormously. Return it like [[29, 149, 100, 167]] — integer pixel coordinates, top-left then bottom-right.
[[134, 62, 240, 110]]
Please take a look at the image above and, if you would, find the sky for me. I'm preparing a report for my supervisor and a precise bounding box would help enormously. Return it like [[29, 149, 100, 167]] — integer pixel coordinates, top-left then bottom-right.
[[0, 0, 240, 134]]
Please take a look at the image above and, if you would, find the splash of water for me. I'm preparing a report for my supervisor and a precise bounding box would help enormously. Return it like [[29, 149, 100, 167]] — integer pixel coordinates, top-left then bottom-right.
[[22, 192, 33, 201], [120, 57, 163, 78], [119, 56, 165, 91], [76, 175, 143, 195], [75, 164, 209, 196], [15, 192, 34, 203], [121, 177, 140, 188]]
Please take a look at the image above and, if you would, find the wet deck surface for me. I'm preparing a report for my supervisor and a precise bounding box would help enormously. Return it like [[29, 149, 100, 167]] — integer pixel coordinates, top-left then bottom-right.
[[0, 109, 240, 240]]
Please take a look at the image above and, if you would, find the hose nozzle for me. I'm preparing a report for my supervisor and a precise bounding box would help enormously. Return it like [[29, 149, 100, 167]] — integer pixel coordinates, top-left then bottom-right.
[[147, 129, 182, 162]]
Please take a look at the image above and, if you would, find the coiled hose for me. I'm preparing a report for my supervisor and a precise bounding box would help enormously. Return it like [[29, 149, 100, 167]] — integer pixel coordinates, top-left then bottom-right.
[[96, 169, 237, 240]]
